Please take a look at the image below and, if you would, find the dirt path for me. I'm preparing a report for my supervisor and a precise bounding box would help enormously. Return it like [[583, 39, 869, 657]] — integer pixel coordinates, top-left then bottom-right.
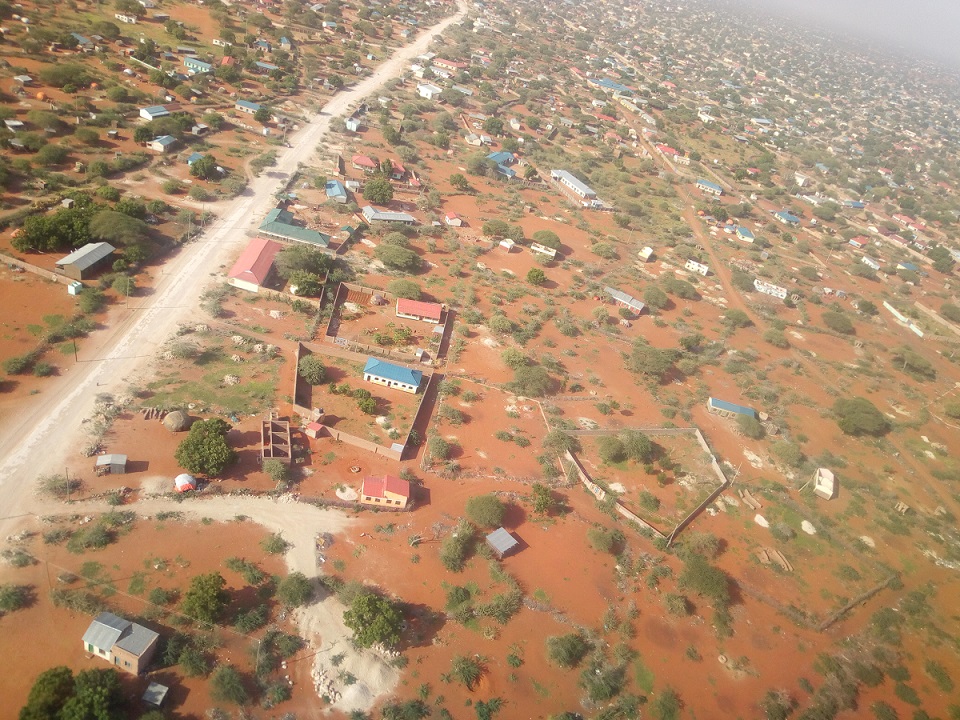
[[0, 1, 469, 537]]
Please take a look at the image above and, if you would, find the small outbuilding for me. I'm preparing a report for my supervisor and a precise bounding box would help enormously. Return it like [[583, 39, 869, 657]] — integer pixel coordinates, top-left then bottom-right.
[[142, 682, 169, 708], [813, 468, 837, 500], [485, 528, 519, 558], [174, 473, 196, 492], [95, 454, 127, 475]]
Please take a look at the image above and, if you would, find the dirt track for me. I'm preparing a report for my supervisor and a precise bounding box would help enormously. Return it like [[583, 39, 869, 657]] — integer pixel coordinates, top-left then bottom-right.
[[0, 1, 468, 537]]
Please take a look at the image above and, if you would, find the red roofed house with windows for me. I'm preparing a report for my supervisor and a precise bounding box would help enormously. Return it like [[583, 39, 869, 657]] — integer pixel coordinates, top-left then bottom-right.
[[432, 58, 467, 72], [396, 298, 443, 324], [227, 236, 282, 293], [352, 154, 378, 173], [360, 474, 411, 509]]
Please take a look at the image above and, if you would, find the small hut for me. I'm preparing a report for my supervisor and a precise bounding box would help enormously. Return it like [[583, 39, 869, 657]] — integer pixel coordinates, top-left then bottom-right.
[[813, 468, 837, 500], [304, 421, 324, 439], [95, 454, 127, 475], [485, 528, 519, 558], [174, 474, 196, 493]]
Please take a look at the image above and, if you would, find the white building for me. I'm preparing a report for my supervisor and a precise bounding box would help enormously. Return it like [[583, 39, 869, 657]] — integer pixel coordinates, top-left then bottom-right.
[[416, 83, 443, 100], [685, 259, 709, 276], [753, 278, 787, 299]]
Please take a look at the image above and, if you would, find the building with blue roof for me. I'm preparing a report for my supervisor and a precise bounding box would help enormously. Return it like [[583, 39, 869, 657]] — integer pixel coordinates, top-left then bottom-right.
[[843, 200, 866, 209], [707, 397, 757, 419], [184, 56, 212, 74], [696, 179, 724, 196], [325, 179, 348, 204], [186, 152, 204, 165], [254, 61, 280, 73], [486, 151, 514, 165], [735, 226, 755, 242], [588, 77, 633, 94], [363, 358, 423, 394], [774, 210, 801, 226], [236, 99, 262, 114]]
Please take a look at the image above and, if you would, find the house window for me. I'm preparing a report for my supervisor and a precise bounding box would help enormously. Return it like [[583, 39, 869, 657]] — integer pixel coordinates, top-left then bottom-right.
[[125, 661, 131, 667], [375, 498, 381, 503], [87, 643, 93, 652]]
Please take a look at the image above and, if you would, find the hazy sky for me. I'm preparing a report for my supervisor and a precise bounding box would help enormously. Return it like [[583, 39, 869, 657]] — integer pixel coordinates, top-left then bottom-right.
[[733, 0, 960, 67]]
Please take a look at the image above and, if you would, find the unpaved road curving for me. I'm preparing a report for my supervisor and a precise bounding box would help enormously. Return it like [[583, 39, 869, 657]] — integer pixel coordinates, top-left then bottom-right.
[[0, 0, 468, 536]]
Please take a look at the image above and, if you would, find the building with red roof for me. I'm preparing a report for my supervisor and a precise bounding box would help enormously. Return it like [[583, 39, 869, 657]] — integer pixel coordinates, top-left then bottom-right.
[[396, 298, 443, 324], [227, 236, 282, 293], [360, 474, 411, 509]]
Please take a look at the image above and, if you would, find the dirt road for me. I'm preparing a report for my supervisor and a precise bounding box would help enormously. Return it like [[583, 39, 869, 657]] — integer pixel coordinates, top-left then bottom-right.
[[0, 1, 468, 533]]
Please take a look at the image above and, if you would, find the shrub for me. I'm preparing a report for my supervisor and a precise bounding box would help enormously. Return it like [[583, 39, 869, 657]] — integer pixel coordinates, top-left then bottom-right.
[[429, 436, 452, 461], [0, 584, 31, 614], [261, 533, 290, 555], [823, 310, 854, 334], [546, 633, 590, 668], [210, 665, 249, 705], [587, 527, 623, 554], [465, 494, 505, 528], [833, 397, 890, 436], [724, 309, 751, 328], [763, 329, 789, 348], [277, 572, 313, 607], [664, 593, 689, 616], [579, 663, 625, 702], [649, 688, 681, 720], [737, 415, 765, 439], [679, 556, 730, 608], [439, 520, 473, 572]]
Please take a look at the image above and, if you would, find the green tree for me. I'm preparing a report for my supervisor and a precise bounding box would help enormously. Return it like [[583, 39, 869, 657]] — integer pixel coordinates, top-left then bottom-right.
[[627, 341, 677, 380], [277, 572, 313, 607], [644, 286, 669, 310], [253, 107, 271, 124], [619, 430, 653, 463], [19, 666, 75, 720], [190, 154, 219, 181], [0, 584, 30, 614], [375, 244, 420, 271], [737, 415, 765, 439], [531, 229, 561, 249], [34, 144, 69, 167], [174, 418, 236, 477], [481, 219, 511, 237], [833, 397, 891, 436], [386, 279, 421, 299], [526, 267, 547, 286], [465, 494, 505, 528], [274, 245, 332, 278], [546, 633, 590, 668], [343, 591, 404, 649], [210, 665, 248, 705], [482, 117, 504, 135], [298, 355, 327, 385], [509, 365, 552, 397], [263, 458, 291, 488], [940, 303, 960, 323], [58, 669, 123, 720], [597, 436, 627, 464], [449, 173, 470, 191], [288, 270, 323, 296], [181, 572, 228, 624], [89, 210, 148, 246], [363, 177, 394, 204]]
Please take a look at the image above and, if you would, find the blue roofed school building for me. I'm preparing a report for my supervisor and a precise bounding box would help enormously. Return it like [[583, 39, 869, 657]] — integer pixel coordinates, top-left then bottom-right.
[[363, 358, 423, 394], [696, 179, 724, 196], [236, 99, 262, 114], [184, 56, 213, 74], [735, 226, 755, 242], [707, 397, 757, 419]]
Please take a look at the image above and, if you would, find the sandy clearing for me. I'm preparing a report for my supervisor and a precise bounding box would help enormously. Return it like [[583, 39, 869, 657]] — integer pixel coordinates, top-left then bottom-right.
[[60, 493, 400, 712]]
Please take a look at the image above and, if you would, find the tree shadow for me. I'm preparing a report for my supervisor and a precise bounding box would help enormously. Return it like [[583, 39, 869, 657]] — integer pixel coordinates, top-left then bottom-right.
[[400, 602, 446, 650], [501, 502, 527, 529]]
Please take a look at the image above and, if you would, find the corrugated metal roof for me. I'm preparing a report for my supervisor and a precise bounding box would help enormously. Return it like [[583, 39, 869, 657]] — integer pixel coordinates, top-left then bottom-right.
[[396, 298, 442, 321], [56, 242, 115, 272], [363, 357, 422, 387], [114, 622, 158, 656], [95, 454, 127, 466], [82, 612, 129, 651], [228, 236, 282, 286], [486, 528, 518, 556]]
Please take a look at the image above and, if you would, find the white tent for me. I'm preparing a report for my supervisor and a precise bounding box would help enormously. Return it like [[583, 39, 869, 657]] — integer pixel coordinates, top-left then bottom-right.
[[174, 474, 196, 492]]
